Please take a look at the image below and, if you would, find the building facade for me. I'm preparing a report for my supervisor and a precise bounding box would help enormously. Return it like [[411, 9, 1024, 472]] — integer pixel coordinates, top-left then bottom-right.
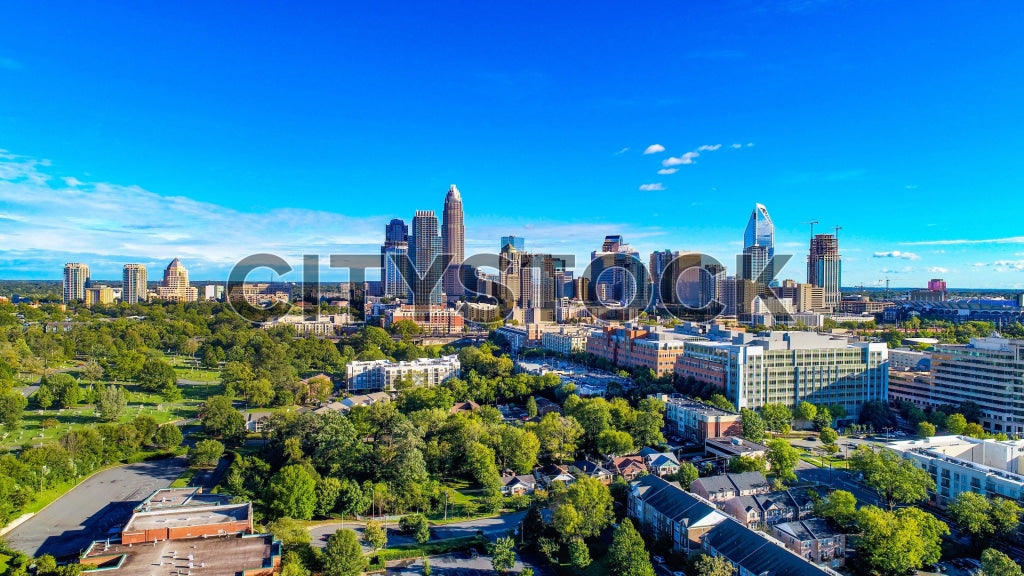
[[346, 354, 461, 391], [661, 395, 743, 442], [63, 262, 91, 303], [441, 184, 465, 302], [156, 258, 198, 302], [929, 337, 1024, 435], [382, 218, 409, 299], [807, 234, 841, 310], [122, 263, 147, 304], [675, 332, 888, 417], [586, 325, 696, 376], [409, 210, 443, 305]]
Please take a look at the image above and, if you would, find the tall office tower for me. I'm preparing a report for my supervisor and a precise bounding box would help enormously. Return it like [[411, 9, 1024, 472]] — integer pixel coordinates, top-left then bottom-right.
[[500, 236, 524, 252], [63, 262, 91, 303], [381, 218, 409, 299], [659, 252, 724, 319], [741, 203, 775, 283], [807, 233, 841, 309], [156, 258, 198, 302], [441, 184, 465, 302], [649, 250, 679, 308], [588, 235, 650, 319], [122, 263, 148, 304], [409, 210, 442, 305], [498, 239, 522, 307]]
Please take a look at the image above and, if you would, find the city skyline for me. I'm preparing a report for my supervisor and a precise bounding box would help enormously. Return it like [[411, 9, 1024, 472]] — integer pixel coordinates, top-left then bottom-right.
[[2, 2, 1023, 287]]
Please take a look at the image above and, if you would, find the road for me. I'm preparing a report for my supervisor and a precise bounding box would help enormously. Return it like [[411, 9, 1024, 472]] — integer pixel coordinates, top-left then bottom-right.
[[4, 456, 188, 560], [309, 511, 528, 551], [386, 551, 551, 576]]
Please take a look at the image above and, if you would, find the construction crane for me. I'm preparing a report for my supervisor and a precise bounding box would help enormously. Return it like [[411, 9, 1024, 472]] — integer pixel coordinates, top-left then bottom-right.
[[834, 225, 843, 238], [804, 220, 819, 238]]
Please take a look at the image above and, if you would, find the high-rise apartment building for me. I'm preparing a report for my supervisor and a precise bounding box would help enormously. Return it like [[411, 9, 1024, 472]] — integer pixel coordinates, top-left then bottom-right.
[[381, 218, 409, 299], [122, 263, 148, 304], [156, 258, 198, 302], [441, 184, 465, 302], [409, 210, 442, 305], [589, 235, 651, 319], [63, 262, 91, 303], [650, 250, 679, 309], [807, 234, 841, 309]]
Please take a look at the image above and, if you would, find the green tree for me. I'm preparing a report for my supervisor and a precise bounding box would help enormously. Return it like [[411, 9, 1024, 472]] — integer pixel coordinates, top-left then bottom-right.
[[153, 423, 183, 448], [766, 439, 801, 483], [849, 447, 934, 510], [97, 385, 127, 422], [267, 517, 313, 547], [495, 425, 541, 474], [981, 549, 1024, 576], [812, 407, 833, 431], [819, 427, 838, 445], [188, 439, 224, 468], [201, 395, 247, 443], [729, 455, 767, 474], [316, 476, 342, 517], [132, 414, 159, 444], [741, 408, 766, 443], [322, 529, 366, 576], [553, 476, 614, 540], [814, 489, 857, 529], [267, 464, 318, 520], [761, 403, 793, 433], [597, 429, 635, 456], [0, 390, 28, 430], [607, 519, 656, 576], [948, 492, 1023, 545], [399, 514, 431, 545], [535, 413, 583, 461], [632, 397, 666, 447], [41, 373, 80, 408], [491, 536, 516, 573], [963, 422, 987, 438], [137, 358, 177, 392], [569, 538, 591, 571], [855, 506, 948, 576], [917, 421, 936, 438], [675, 461, 700, 488], [526, 395, 538, 418], [945, 413, 968, 434], [795, 401, 817, 425], [363, 520, 387, 551], [694, 553, 735, 576]]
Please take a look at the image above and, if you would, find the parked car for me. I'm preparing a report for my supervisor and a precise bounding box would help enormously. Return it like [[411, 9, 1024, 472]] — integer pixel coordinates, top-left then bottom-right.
[[653, 556, 665, 564]]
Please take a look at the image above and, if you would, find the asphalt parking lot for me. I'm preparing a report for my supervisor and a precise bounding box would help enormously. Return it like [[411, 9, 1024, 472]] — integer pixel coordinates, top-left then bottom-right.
[[3, 456, 187, 560]]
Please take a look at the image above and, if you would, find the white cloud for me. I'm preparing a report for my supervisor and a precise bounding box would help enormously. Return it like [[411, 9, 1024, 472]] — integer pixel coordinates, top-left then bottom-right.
[[928, 267, 949, 274], [643, 144, 665, 155], [697, 144, 722, 151], [614, 147, 629, 155], [663, 152, 699, 167], [746, 142, 755, 147], [657, 168, 678, 175], [873, 250, 920, 260], [880, 267, 914, 274], [903, 236, 1024, 246], [639, 183, 665, 191], [731, 144, 742, 149], [63, 176, 82, 187]]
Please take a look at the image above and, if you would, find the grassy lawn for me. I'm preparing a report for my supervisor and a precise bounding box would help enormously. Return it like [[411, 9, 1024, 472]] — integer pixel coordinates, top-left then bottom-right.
[[424, 480, 494, 524], [799, 452, 850, 469], [366, 535, 488, 571]]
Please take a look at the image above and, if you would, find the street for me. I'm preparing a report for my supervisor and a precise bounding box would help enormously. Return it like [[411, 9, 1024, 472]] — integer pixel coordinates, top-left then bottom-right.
[[309, 510, 528, 551]]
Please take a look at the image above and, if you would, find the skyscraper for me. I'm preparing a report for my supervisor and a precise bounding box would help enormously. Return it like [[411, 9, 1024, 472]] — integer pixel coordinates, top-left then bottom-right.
[[63, 262, 90, 303], [381, 218, 409, 299], [409, 210, 442, 305], [441, 184, 465, 302], [807, 233, 841, 309], [500, 236, 525, 252], [741, 203, 775, 283], [588, 235, 650, 320], [156, 258, 198, 302], [122, 263, 148, 304]]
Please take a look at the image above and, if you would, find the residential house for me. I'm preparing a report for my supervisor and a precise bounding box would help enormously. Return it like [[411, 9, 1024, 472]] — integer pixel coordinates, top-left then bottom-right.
[[608, 455, 648, 481], [534, 397, 561, 417], [690, 472, 771, 502], [569, 460, 614, 485], [628, 474, 729, 552], [702, 519, 835, 576], [772, 519, 847, 569], [450, 400, 481, 414], [640, 447, 682, 477], [501, 474, 538, 497], [537, 464, 575, 487]]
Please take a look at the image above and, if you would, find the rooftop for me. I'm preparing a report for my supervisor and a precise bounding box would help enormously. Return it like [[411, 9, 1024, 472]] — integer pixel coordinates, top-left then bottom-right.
[[81, 533, 278, 575], [124, 503, 251, 534], [706, 437, 769, 455], [703, 519, 835, 576], [661, 395, 739, 418], [134, 488, 229, 513]]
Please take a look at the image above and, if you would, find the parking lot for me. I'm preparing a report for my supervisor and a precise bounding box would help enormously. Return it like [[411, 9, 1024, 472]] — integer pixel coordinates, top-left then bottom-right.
[[386, 551, 551, 576]]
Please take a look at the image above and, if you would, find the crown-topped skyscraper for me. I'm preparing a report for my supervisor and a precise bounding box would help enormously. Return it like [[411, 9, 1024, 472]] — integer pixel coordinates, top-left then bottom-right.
[[441, 184, 465, 302]]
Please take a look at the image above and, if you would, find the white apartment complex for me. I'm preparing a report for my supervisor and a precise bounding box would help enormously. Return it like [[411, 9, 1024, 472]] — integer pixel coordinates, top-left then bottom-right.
[[346, 354, 460, 391]]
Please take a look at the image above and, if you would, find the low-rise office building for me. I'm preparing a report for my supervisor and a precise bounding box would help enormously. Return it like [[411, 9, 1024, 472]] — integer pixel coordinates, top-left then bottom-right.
[[886, 435, 1024, 506], [660, 395, 742, 443], [705, 436, 769, 463], [586, 324, 701, 376]]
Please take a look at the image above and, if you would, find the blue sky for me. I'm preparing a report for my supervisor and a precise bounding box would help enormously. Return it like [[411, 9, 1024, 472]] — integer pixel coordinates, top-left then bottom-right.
[[1, 1, 1023, 288]]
